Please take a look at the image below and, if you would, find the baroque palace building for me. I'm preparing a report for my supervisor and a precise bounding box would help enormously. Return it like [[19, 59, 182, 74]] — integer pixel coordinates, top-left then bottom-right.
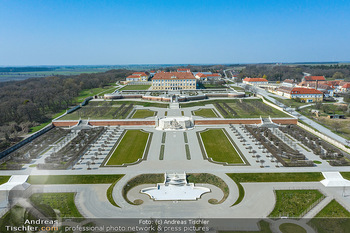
[[152, 72, 197, 90]]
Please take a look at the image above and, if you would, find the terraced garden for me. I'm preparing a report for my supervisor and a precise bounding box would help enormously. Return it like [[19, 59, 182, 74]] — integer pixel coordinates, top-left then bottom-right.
[[60, 104, 134, 120], [182, 99, 289, 118]]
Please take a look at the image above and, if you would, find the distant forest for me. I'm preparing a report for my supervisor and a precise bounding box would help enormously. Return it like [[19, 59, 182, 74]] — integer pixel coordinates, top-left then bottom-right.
[[238, 64, 350, 82], [0, 69, 132, 151]]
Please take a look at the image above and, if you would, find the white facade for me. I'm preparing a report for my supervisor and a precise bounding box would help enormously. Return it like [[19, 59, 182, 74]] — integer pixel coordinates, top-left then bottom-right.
[[155, 117, 194, 131], [141, 173, 210, 201]]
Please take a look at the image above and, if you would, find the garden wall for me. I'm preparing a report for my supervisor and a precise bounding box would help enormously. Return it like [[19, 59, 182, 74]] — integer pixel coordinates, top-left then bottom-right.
[[88, 120, 156, 126]]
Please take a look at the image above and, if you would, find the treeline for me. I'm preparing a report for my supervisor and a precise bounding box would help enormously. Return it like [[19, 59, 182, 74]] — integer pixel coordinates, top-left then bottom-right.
[[238, 64, 350, 82], [301, 64, 350, 79], [0, 69, 132, 151], [0, 67, 57, 72]]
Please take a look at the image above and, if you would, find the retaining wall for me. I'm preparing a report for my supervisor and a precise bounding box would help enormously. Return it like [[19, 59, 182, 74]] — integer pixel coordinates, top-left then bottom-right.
[[52, 121, 80, 127], [89, 120, 156, 126]]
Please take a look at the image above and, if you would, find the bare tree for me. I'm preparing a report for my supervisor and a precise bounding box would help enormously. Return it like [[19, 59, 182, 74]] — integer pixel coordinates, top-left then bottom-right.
[[91, 156, 96, 165], [86, 161, 91, 170], [260, 159, 265, 168]]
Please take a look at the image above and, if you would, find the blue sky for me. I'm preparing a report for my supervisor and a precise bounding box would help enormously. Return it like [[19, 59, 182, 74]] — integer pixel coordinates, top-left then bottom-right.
[[0, 0, 350, 66]]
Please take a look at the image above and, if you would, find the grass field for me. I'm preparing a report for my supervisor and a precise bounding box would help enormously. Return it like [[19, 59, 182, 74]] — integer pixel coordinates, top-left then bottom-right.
[[268, 190, 324, 218], [193, 108, 218, 118], [203, 84, 226, 89], [272, 97, 309, 108], [106, 130, 150, 165], [279, 223, 306, 233], [120, 85, 151, 90], [0, 176, 10, 184], [226, 172, 324, 182], [308, 199, 350, 233], [200, 129, 244, 164], [122, 174, 164, 205], [315, 199, 350, 217], [30, 193, 83, 218], [27, 174, 124, 184], [181, 99, 289, 118], [230, 86, 245, 91], [106, 176, 124, 208], [74, 86, 116, 103], [60, 105, 134, 120], [131, 109, 156, 118], [187, 173, 229, 204]]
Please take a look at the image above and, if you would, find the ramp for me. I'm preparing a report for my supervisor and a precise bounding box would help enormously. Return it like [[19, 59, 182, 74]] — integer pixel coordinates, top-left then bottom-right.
[[0, 175, 30, 191], [321, 172, 350, 187]]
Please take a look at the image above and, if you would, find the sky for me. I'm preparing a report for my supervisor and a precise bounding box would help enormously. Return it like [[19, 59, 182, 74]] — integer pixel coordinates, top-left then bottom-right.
[[0, 0, 350, 66]]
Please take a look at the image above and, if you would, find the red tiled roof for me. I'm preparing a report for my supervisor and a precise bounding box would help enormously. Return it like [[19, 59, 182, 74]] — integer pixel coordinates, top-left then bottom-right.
[[291, 87, 323, 94], [283, 79, 294, 83], [342, 83, 350, 88], [152, 72, 196, 80], [277, 87, 323, 94], [150, 70, 155, 73], [195, 72, 206, 77], [177, 68, 191, 71], [243, 77, 268, 82], [195, 73, 221, 78], [126, 75, 141, 79], [132, 72, 148, 76], [206, 73, 221, 77], [304, 76, 325, 81]]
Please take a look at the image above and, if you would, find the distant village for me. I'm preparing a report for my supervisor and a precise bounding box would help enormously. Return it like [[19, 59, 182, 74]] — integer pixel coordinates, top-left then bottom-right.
[[121, 68, 350, 104]]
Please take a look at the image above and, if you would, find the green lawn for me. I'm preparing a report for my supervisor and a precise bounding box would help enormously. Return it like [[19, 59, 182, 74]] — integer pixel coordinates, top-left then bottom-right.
[[279, 223, 306, 233], [120, 85, 151, 90], [0, 176, 10, 184], [193, 108, 218, 118], [203, 84, 226, 89], [187, 173, 229, 204], [315, 199, 350, 218], [341, 172, 350, 180], [27, 174, 124, 184], [106, 176, 124, 208], [230, 86, 244, 91], [200, 129, 244, 164], [0, 205, 39, 232], [131, 109, 156, 118], [308, 200, 350, 233], [272, 96, 309, 108], [106, 130, 150, 165], [122, 174, 164, 205], [30, 193, 83, 218], [227, 172, 324, 183], [269, 190, 324, 218]]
